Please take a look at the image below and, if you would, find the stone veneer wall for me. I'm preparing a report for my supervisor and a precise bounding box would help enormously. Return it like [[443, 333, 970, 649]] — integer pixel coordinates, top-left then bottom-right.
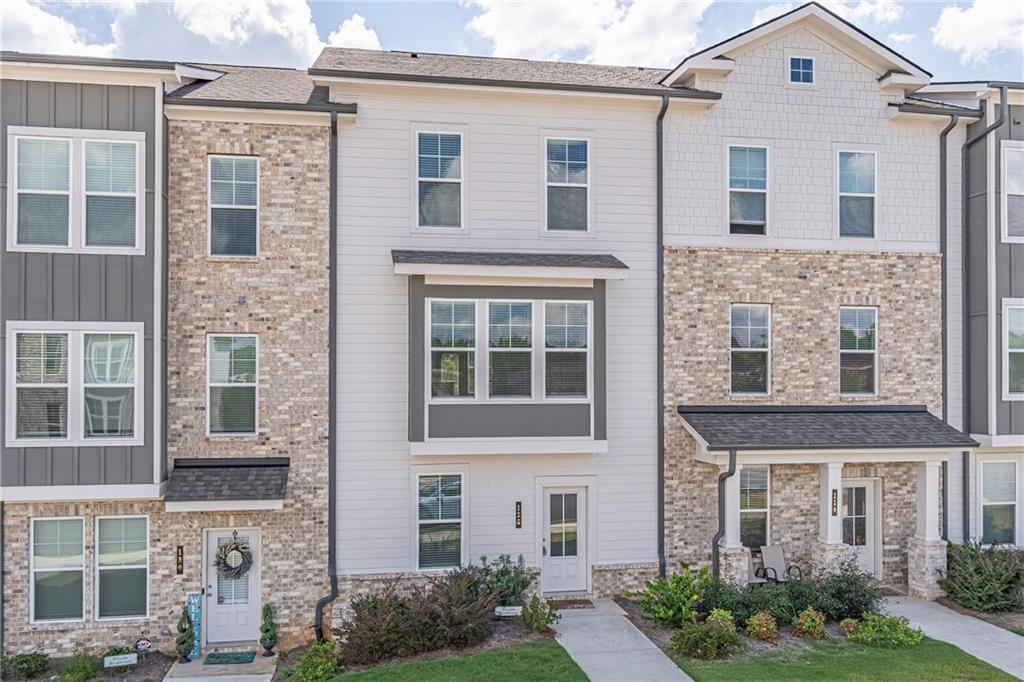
[[664, 247, 942, 589]]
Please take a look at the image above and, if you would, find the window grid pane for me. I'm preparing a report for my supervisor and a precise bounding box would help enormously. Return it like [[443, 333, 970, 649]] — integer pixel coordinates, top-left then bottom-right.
[[418, 133, 462, 228], [840, 308, 877, 394], [731, 305, 769, 394], [209, 157, 258, 256], [16, 333, 69, 439], [431, 301, 476, 398], [418, 474, 462, 569], [1009, 307, 1024, 394], [547, 139, 588, 231], [208, 336, 257, 435], [545, 302, 588, 398], [32, 518, 84, 621]]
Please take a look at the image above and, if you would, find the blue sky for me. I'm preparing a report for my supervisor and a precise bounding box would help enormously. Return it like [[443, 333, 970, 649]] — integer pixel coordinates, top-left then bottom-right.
[[3, 1, 1022, 81]]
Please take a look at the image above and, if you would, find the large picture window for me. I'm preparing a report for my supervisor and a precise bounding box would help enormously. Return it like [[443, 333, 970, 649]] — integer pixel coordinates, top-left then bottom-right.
[[981, 461, 1017, 545], [430, 300, 476, 398], [207, 335, 258, 436], [1005, 301, 1024, 399], [838, 151, 876, 238], [728, 146, 767, 235], [546, 139, 589, 232], [417, 132, 462, 228], [740, 465, 770, 549], [417, 474, 463, 569], [97, 517, 148, 619], [31, 518, 84, 622], [545, 302, 589, 398], [840, 307, 878, 395], [209, 156, 258, 257], [730, 304, 770, 395], [488, 302, 532, 398]]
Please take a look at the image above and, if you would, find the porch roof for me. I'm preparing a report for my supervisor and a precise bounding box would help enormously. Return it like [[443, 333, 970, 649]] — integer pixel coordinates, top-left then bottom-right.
[[164, 457, 289, 505], [676, 405, 978, 452]]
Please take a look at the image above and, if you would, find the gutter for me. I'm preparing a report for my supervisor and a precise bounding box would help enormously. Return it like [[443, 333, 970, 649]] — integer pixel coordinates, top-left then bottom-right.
[[711, 450, 738, 582], [939, 112, 959, 541], [656, 94, 669, 578], [163, 97, 357, 115], [960, 86, 1009, 542], [314, 109, 340, 640]]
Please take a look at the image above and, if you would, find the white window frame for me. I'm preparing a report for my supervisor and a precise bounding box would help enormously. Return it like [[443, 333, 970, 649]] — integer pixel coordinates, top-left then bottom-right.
[[413, 471, 467, 571], [30, 516, 85, 624], [977, 458, 1021, 547], [1001, 141, 1024, 244], [6, 126, 145, 255], [428, 299, 478, 401], [729, 303, 772, 397], [5, 321, 144, 448], [837, 149, 877, 239], [207, 155, 260, 258], [739, 464, 771, 549], [543, 136, 592, 234], [839, 306, 879, 397], [726, 144, 769, 236], [1003, 298, 1024, 401], [543, 301, 592, 400], [206, 333, 259, 438], [414, 130, 465, 231], [788, 55, 815, 85], [95, 515, 149, 621], [487, 300, 534, 400]]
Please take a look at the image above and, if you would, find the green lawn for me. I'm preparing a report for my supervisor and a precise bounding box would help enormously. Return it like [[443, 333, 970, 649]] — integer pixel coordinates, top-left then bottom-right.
[[335, 640, 586, 681], [1012, 627, 1024, 637], [680, 637, 1015, 681]]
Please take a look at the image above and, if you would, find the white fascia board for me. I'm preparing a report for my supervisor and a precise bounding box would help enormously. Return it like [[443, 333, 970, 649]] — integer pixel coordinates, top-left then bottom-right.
[[972, 434, 1024, 448], [174, 64, 225, 83], [0, 483, 165, 503], [695, 447, 960, 466], [879, 72, 930, 93], [164, 104, 332, 127], [165, 499, 284, 512], [0, 63, 173, 87], [411, 439, 608, 456], [393, 262, 627, 281]]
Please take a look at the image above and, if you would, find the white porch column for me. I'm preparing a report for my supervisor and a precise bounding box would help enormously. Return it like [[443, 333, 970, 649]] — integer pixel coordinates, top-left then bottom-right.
[[916, 460, 943, 541], [909, 460, 947, 599], [818, 462, 844, 544], [723, 464, 741, 548]]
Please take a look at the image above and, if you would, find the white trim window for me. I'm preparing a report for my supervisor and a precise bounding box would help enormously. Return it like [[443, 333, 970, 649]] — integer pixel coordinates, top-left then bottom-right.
[[789, 56, 814, 84], [1002, 142, 1024, 242], [6, 323, 143, 447], [838, 151, 876, 238], [31, 517, 84, 622], [730, 304, 770, 395], [840, 307, 878, 396], [545, 302, 589, 398], [545, 138, 589, 232], [207, 334, 258, 436], [980, 461, 1017, 545], [96, 516, 148, 620], [728, 145, 768, 235], [6, 127, 145, 254], [417, 132, 462, 228], [488, 301, 532, 398], [208, 155, 259, 257], [1005, 300, 1024, 399], [430, 300, 476, 398], [740, 465, 770, 549], [417, 473, 463, 569]]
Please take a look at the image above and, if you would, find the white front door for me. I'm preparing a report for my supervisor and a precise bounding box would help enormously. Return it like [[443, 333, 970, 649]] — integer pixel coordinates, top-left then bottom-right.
[[842, 484, 876, 575], [205, 529, 261, 644], [542, 488, 587, 594]]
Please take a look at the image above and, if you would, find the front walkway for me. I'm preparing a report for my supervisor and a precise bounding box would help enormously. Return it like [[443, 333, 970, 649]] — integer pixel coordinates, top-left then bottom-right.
[[886, 596, 1024, 680], [553, 599, 692, 682], [163, 652, 276, 682]]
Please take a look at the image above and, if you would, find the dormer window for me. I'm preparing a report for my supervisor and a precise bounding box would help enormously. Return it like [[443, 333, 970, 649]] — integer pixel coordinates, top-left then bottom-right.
[[789, 57, 814, 84]]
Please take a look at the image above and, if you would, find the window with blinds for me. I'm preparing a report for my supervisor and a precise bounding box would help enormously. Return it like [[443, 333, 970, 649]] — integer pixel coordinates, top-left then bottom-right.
[[545, 302, 588, 398], [981, 461, 1017, 545], [209, 156, 259, 256], [431, 301, 476, 398], [839, 151, 876, 238], [31, 518, 84, 622], [417, 133, 462, 228], [489, 302, 532, 398], [840, 307, 878, 395], [15, 332, 69, 439], [1004, 145, 1024, 240], [730, 304, 770, 395], [216, 534, 251, 605], [97, 517, 148, 619], [207, 335, 258, 436], [739, 465, 769, 549], [1007, 304, 1024, 397], [728, 146, 767, 235], [546, 139, 588, 231], [85, 141, 137, 246], [15, 138, 71, 246], [417, 474, 462, 569]]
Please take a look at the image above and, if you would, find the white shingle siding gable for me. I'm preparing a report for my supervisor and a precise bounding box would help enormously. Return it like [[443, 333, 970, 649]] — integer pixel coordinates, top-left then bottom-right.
[[665, 28, 944, 252]]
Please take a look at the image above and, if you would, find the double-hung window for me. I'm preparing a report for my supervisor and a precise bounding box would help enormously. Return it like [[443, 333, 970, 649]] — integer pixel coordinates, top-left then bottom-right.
[[838, 151, 876, 237], [97, 517, 148, 619], [417, 474, 463, 569], [417, 132, 462, 228], [31, 518, 84, 622], [207, 335, 258, 436], [740, 465, 770, 549], [546, 139, 589, 231], [1005, 301, 1024, 398], [430, 301, 476, 398], [980, 461, 1017, 545], [728, 146, 767, 235], [1003, 143, 1024, 241], [14, 137, 70, 246], [488, 302, 532, 398], [84, 141, 139, 247], [730, 304, 770, 395], [209, 156, 259, 257], [840, 307, 878, 395], [789, 57, 814, 84], [545, 302, 589, 398]]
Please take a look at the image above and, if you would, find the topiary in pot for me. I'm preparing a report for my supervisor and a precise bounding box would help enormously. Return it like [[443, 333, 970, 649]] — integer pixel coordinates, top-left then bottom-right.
[[260, 604, 278, 656], [175, 606, 196, 663]]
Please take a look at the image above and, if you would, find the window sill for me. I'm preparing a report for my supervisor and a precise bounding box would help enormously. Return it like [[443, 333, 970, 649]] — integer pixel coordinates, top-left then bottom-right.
[[5, 437, 144, 448], [411, 438, 607, 456]]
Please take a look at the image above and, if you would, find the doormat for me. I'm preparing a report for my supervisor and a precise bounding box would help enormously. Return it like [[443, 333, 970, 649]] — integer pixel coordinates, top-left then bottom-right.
[[552, 599, 594, 609], [204, 652, 256, 665]]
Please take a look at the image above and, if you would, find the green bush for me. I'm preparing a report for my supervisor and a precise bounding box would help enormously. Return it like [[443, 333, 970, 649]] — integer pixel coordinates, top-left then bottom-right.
[[745, 611, 778, 642], [697, 582, 750, 625], [792, 607, 827, 639], [670, 622, 742, 660], [705, 608, 736, 632], [839, 617, 859, 637], [6, 653, 50, 679], [175, 605, 195, 662], [815, 560, 884, 620], [260, 604, 279, 652], [940, 542, 1024, 613], [848, 614, 924, 648], [626, 563, 711, 628], [521, 594, 560, 632], [744, 583, 796, 625], [289, 641, 338, 682], [480, 554, 533, 607], [337, 581, 410, 665], [56, 650, 101, 682], [783, 578, 819, 614]]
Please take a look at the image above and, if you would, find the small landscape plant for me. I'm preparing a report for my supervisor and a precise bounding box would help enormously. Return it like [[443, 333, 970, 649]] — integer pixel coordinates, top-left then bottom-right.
[[839, 617, 859, 637], [480, 554, 533, 607], [704, 608, 736, 632], [288, 641, 337, 682], [626, 563, 711, 628], [814, 560, 884, 620], [260, 604, 279, 655], [521, 594, 560, 632], [792, 607, 827, 640], [697, 581, 750, 625], [671, 621, 742, 660], [940, 541, 1024, 612], [848, 613, 924, 649], [744, 583, 796, 625], [7, 652, 50, 679], [56, 650, 101, 682], [745, 611, 778, 642]]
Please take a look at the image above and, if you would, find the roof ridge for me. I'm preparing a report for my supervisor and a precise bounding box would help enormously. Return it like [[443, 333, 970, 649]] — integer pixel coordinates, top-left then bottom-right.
[[320, 46, 671, 73]]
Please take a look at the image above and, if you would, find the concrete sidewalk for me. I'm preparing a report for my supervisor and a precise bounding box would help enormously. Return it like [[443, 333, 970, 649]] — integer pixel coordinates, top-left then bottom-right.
[[886, 597, 1024, 680], [553, 599, 692, 682]]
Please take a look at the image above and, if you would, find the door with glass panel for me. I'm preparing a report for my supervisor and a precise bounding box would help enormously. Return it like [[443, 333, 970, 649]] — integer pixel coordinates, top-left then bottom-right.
[[542, 488, 587, 593], [205, 529, 260, 643], [841, 483, 876, 575]]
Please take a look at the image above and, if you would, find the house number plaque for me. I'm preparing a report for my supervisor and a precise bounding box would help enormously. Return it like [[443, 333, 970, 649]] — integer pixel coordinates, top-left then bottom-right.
[[831, 490, 838, 516], [515, 501, 522, 529], [176, 545, 184, 575]]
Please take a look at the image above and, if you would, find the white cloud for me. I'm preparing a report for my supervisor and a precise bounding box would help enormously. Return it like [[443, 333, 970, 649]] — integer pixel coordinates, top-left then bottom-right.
[[464, 0, 712, 67], [1, 0, 115, 56], [751, 0, 904, 27], [886, 32, 915, 47], [932, 0, 1024, 65], [327, 13, 381, 50]]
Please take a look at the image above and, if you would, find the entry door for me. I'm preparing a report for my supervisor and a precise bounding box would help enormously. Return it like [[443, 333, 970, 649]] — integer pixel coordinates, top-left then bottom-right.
[[842, 485, 875, 575], [542, 488, 587, 593], [205, 530, 260, 643]]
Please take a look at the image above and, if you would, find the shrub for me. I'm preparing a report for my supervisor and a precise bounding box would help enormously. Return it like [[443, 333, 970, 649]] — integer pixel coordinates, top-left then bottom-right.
[[626, 563, 711, 628], [670, 622, 742, 660], [815, 560, 884, 620], [6, 653, 50, 679], [260, 604, 278, 653], [848, 614, 924, 649], [783, 578, 819, 615], [705, 608, 736, 632], [940, 542, 1024, 613], [408, 568, 497, 649], [480, 554, 533, 607], [839, 618, 859, 637], [521, 594, 561, 632], [697, 582, 750, 625], [175, 606, 195, 662], [337, 581, 409, 665], [745, 611, 778, 642], [57, 651, 101, 682], [289, 642, 337, 682], [792, 607, 827, 639], [744, 583, 795, 625]]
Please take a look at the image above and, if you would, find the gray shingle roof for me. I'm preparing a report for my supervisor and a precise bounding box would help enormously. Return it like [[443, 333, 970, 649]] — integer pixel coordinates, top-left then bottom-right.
[[676, 405, 977, 451], [167, 64, 331, 107], [165, 458, 289, 501], [392, 249, 628, 269]]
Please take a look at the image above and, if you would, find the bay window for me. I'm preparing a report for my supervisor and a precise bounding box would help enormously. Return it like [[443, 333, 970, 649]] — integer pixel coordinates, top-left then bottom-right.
[[488, 302, 532, 398], [207, 335, 258, 436], [431, 301, 476, 398], [545, 302, 589, 398]]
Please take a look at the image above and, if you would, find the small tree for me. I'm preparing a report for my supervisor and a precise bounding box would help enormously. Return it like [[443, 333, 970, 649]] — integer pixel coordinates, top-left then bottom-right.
[[175, 606, 195, 663], [260, 604, 278, 656]]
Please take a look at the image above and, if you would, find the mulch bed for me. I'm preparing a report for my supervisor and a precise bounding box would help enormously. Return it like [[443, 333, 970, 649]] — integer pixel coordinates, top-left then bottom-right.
[[936, 597, 1024, 636], [37, 651, 174, 682], [552, 599, 594, 609]]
